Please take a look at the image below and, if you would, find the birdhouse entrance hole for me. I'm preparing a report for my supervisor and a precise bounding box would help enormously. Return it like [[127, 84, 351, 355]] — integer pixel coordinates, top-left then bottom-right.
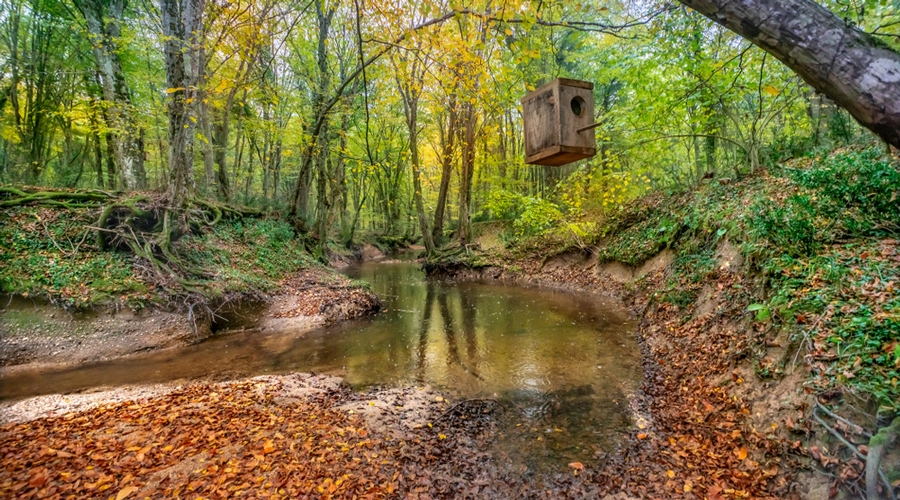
[[571, 95, 585, 116], [522, 78, 597, 167]]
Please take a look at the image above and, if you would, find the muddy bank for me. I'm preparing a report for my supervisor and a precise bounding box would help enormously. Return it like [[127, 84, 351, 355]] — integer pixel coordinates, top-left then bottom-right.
[[328, 243, 387, 268], [424, 246, 676, 301], [426, 244, 825, 499], [328, 243, 428, 268], [0, 269, 380, 371]]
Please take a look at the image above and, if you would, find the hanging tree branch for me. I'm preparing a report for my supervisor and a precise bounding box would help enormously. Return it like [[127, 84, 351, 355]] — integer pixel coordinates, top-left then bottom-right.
[[453, 5, 675, 36]]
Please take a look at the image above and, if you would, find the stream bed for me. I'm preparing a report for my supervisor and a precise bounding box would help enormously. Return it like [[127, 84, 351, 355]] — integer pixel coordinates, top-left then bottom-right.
[[1, 260, 642, 468]]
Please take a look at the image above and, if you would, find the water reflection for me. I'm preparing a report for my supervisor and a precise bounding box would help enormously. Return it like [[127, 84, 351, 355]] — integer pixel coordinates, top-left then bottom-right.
[[335, 263, 642, 466], [0, 261, 641, 466]]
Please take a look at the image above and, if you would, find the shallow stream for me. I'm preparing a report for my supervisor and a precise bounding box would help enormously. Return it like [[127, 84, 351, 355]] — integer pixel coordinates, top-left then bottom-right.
[[1, 259, 642, 467]]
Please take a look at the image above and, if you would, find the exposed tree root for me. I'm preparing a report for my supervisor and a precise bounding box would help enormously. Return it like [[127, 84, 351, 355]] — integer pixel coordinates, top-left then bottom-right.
[[812, 404, 896, 500], [867, 417, 900, 500], [2, 185, 265, 311], [0, 186, 113, 208]]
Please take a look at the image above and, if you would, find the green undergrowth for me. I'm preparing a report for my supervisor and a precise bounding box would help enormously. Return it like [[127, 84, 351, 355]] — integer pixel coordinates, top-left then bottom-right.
[[0, 201, 317, 310], [512, 147, 900, 412]]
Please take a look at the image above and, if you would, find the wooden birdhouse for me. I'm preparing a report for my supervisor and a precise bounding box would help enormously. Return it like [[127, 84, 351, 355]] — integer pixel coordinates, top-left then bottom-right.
[[522, 78, 596, 166]]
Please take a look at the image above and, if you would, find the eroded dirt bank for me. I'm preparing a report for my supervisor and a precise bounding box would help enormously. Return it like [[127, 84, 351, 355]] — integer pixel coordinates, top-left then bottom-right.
[[0, 268, 380, 371]]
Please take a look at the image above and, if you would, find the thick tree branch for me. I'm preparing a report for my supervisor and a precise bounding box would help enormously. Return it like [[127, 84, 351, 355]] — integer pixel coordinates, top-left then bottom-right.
[[677, 0, 900, 148]]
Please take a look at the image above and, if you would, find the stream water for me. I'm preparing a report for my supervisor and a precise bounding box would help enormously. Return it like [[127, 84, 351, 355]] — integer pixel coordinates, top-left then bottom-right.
[[1, 259, 642, 467]]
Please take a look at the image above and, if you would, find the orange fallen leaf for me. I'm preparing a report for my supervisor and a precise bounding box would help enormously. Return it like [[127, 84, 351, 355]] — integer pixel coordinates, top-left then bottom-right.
[[737, 446, 748, 460], [637, 433, 648, 439], [116, 486, 139, 500], [263, 440, 275, 454], [667, 469, 675, 478], [29, 472, 47, 488], [568, 462, 584, 470]]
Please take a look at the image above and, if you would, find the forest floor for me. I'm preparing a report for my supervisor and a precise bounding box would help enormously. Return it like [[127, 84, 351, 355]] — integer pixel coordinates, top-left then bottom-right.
[[3, 370, 637, 499]]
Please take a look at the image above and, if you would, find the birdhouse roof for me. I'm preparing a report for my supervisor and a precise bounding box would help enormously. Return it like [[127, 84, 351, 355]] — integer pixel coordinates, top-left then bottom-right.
[[521, 78, 594, 104]]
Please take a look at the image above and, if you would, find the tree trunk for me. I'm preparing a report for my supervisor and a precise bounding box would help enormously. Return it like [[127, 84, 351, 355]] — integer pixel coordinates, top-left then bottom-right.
[[213, 115, 230, 201], [136, 128, 146, 186], [231, 90, 248, 195], [331, 111, 349, 232], [161, 0, 198, 209], [407, 104, 435, 254], [704, 123, 717, 173], [315, 137, 330, 247], [458, 101, 476, 245], [104, 134, 116, 188], [244, 137, 254, 201], [395, 50, 435, 255], [432, 97, 457, 246], [210, 61, 250, 202], [290, 0, 335, 224], [272, 138, 282, 201], [678, 0, 900, 148], [74, 0, 144, 189], [199, 92, 216, 195]]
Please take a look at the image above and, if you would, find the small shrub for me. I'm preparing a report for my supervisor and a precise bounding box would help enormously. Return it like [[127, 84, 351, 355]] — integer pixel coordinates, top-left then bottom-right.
[[483, 189, 525, 220], [750, 193, 820, 257], [790, 148, 900, 236], [513, 197, 563, 237]]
